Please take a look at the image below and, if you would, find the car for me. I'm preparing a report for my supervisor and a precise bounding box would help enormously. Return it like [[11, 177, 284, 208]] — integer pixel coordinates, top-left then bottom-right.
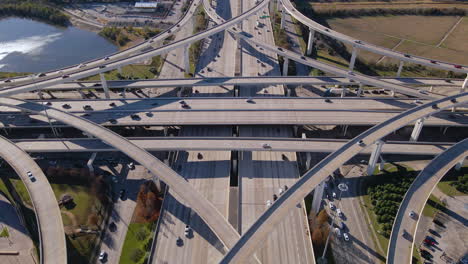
[[180, 102, 190, 109], [176, 237, 184, 247], [62, 75, 69, 79], [83, 105, 93, 110], [127, 162, 135, 170], [324, 28, 330, 32], [98, 251, 107, 262], [337, 208, 343, 218], [332, 192, 337, 199], [184, 225, 191, 238], [4, 79, 11, 83], [340, 221, 346, 230], [301, 56, 307, 60], [409, 210, 416, 218], [404, 54, 411, 58], [335, 228, 341, 237], [423, 238, 435, 246], [329, 202, 336, 210], [347, 71, 354, 75], [277, 47, 283, 51], [266, 200, 272, 207], [131, 114, 140, 120], [420, 249, 432, 259], [36, 73, 46, 77], [99, 65, 106, 69], [355, 40, 362, 44], [207, 67, 213, 72], [82, 113, 90, 117], [62, 104, 71, 109], [119, 189, 126, 199], [431, 104, 439, 109], [343, 232, 350, 241], [357, 140, 365, 147], [78, 63, 87, 68], [454, 65, 462, 69], [262, 143, 271, 149], [246, 98, 254, 103], [273, 194, 278, 201], [109, 102, 117, 107], [430, 60, 437, 64], [104, 57, 110, 61], [111, 176, 118, 183], [278, 188, 283, 195], [109, 222, 117, 232], [27, 171, 36, 182], [109, 118, 117, 124], [413, 99, 422, 104], [425, 236, 436, 244]]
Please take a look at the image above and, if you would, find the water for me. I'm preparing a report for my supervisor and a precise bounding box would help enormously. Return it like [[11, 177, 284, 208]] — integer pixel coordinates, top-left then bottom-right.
[[0, 18, 118, 73]]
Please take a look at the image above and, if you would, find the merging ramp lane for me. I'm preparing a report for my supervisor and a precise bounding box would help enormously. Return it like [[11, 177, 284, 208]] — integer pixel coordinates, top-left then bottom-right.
[[387, 139, 468, 264], [0, 136, 66, 264]]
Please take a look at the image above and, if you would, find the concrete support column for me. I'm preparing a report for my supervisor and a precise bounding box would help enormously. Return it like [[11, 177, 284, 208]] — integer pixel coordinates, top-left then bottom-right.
[[283, 58, 289, 76], [277, 0, 281, 12], [311, 181, 325, 216], [367, 140, 384, 175], [340, 87, 347, 98], [87, 152, 97, 175], [305, 152, 312, 170], [280, 7, 286, 29], [461, 74, 468, 93], [410, 118, 425, 142], [396, 61, 404, 77], [455, 157, 466, 171], [117, 67, 123, 74], [356, 83, 363, 96], [306, 29, 315, 55], [99, 73, 110, 99], [391, 90, 395, 97], [349, 46, 359, 71], [184, 45, 190, 73]]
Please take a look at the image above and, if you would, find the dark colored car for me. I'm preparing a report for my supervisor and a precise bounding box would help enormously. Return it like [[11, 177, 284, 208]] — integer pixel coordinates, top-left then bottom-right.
[[119, 189, 126, 200]]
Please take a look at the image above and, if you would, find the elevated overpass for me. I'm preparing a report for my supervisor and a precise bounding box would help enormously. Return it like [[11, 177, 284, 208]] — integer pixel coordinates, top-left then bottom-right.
[[387, 139, 467, 264], [0, 136, 66, 264], [13, 137, 454, 154], [220, 92, 468, 263]]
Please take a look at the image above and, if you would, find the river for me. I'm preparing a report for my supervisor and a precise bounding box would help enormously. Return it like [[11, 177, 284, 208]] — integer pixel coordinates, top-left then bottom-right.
[[0, 17, 118, 73]]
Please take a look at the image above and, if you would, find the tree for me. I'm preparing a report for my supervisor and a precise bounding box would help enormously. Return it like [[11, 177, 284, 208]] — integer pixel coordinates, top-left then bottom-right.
[[87, 213, 98, 226]]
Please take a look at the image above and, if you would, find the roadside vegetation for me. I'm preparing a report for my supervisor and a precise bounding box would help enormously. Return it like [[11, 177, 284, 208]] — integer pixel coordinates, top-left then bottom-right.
[[438, 167, 468, 196], [188, 6, 208, 76], [99, 26, 130, 46], [0, 227, 9, 238], [119, 181, 163, 264], [309, 209, 335, 263], [0, 1, 69, 26]]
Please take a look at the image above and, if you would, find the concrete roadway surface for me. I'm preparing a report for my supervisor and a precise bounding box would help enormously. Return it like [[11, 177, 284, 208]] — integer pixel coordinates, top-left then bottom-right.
[[0, 97, 245, 256], [0, 194, 35, 264], [12, 138, 455, 156], [43, 76, 464, 91], [152, 127, 232, 263], [96, 164, 148, 264], [387, 138, 468, 264], [0, 135, 66, 264], [219, 93, 468, 263]]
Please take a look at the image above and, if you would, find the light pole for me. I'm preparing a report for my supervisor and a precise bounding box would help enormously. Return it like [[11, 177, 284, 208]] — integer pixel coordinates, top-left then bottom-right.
[[318, 182, 348, 264]]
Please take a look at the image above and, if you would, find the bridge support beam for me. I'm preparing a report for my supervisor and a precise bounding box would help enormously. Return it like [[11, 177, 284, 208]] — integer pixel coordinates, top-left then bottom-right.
[[396, 61, 404, 77], [461, 74, 468, 93], [367, 140, 384, 175], [341, 87, 347, 98], [99, 73, 110, 99], [455, 157, 466, 171], [306, 29, 315, 55], [349, 47, 359, 71], [280, 7, 286, 29], [410, 118, 425, 142], [283, 58, 289, 76], [311, 180, 325, 216], [184, 45, 190, 73], [356, 83, 363, 96]]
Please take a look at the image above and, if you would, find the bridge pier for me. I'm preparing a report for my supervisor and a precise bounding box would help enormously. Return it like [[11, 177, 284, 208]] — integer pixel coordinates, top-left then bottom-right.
[[280, 7, 286, 29], [277, 0, 282, 13], [184, 45, 190, 73], [349, 47, 359, 71], [99, 73, 110, 99], [283, 58, 289, 76], [311, 180, 325, 216], [453, 75, 468, 111], [367, 140, 384, 175], [410, 118, 425, 142], [87, 152, 97, 176], [455, 157, 466, 171], [356, 83, 363, 96], [340, 87, 347, 98], [306, 29, 315, 55], [396, 61, 404, 77]]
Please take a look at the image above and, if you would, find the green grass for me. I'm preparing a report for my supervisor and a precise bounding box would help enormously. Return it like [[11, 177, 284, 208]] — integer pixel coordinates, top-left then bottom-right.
[[422, 194, 444, 218], [9, 179, 32, 207], [82, 64, 157, 81], [361, 194, 389, 256], [0, 72, 30, 79], [119, 222, 155, 264], [0, 227, 9, 238], [438, 181, 466, 197], [413, 246, 423, 264]]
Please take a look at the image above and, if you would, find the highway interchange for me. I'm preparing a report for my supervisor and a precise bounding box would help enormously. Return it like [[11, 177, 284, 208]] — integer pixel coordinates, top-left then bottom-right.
[[0, 0, 467, 263]]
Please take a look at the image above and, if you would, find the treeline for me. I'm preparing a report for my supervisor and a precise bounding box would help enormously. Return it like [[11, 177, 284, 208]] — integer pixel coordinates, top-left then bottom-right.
[[313, 7, 467, 18], [99, 26, 130, 46], [0, 1, 69, 26], [365, 166, 418, 238]]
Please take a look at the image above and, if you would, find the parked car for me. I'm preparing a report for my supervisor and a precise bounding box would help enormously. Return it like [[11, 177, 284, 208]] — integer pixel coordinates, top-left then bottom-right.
[[337, 208, 343, 218], [329, 202, 336, 210], [27, 171, 36, 182], [127, 162, 135, 170], [98, 251, 107, 262], [184, 225, 191, 238], [119, 189, 126, 200], [343, 232, 350, 241]]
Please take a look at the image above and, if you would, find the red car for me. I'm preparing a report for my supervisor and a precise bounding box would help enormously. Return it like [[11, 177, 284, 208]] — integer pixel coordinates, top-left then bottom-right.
[[454, 65, 462, 69], [423, 238, 435, 246]]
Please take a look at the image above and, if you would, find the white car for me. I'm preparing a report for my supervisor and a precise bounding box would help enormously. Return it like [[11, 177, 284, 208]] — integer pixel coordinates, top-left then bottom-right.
[[127, 162, 135, 170], [335, 227, 341, 237], [337, 208, 343, 218], [27, 171, 36, 182], [266, 200, 272, 207], [409, 210, 416, 219], [332, 192, 337, 199], [98, 251, 107, 262], [343, 232, 350, 241], [329, 202, 335, 210], [278, 188, 283, 195], [184, 225, 191, 238]]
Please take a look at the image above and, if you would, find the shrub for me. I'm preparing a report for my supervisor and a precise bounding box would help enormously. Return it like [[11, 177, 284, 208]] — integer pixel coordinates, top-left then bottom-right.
[[129, 248, 145, 263]]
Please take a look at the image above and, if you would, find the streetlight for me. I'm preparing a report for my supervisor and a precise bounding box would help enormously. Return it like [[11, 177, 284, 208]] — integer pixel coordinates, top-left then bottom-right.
[[318, 182, 348, 264]]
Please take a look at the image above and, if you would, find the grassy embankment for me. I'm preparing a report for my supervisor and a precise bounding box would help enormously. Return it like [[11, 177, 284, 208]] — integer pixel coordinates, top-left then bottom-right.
[[187, 6, 208, 77]]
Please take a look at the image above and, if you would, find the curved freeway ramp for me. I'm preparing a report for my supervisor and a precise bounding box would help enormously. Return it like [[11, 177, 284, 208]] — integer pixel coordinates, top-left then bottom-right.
[[281, 0, 468, 74], [220, 92, 468, 263], [0, 135, 66, 264], [0, 98, 242, 256], [387, 138, 468, 264]]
